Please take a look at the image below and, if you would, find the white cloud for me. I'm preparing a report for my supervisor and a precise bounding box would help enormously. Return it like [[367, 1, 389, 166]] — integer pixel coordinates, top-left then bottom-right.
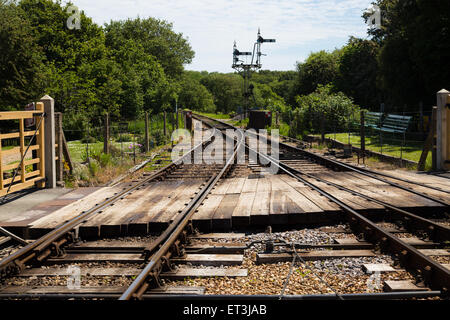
[[68, 0, 373, 72]]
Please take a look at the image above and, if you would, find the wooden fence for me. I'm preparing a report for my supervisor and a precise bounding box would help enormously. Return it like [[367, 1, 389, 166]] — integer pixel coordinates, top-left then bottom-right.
[[0, 102, 46, 196]]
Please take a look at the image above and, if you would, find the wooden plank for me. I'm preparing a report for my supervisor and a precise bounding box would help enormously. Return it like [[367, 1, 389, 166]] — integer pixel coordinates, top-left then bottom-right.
[[363, 264, 397, 273], [257, 250, 376, 264], [87, 182, 176, 226], [20, 267, 142, 277], [192, 194, 224, 230], [0, 177, 42, 197], [30, 186, 123, 230], [152, 182, 203, 224], [419, 249, 449, 256], [226, 177, 245, 194], [0, 111, 42, 120], [256, 176, 271, 192], [250, 191, 271, 224], [278, 175, 339, 212], [231, 192, 255, 227], [81, 181, 183, 236], [0, 285, 205, 295], [241, 177, 259, 193], [269, 191, 302, 225], [284, 190, 323, 213], [46, 253, 144, 264], [211, 179, 232, 195], [190, 233, 246, 239], [186, 243, 246, 254], [212, 193, 240, 229], [171, 254, 244, 266], [384, 280, 429, 292], [162, 268, 248, 279]]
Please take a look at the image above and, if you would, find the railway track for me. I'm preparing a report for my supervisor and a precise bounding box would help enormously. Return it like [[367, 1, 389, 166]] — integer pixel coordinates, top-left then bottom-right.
[[0, 114, 448, 300]]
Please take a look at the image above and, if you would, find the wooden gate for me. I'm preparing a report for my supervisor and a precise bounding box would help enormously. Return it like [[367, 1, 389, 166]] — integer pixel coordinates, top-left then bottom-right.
[[0, 102, 46, 196]]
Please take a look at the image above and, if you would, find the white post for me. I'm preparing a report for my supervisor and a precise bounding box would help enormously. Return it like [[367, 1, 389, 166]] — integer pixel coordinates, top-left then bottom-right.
[[41, 95, 56, 188], [436, 89, 450, 171]]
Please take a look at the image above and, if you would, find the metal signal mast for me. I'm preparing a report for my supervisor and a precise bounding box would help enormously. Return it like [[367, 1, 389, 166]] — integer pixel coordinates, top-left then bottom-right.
[[232, 29, 276, 118]]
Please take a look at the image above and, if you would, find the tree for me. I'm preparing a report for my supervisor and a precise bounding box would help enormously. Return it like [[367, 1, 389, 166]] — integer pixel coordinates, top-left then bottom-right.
[[337, 37, 380, 110], [109, 40, 169, 118], [0, 1, 45, 109], [367, 0, 450, 109], [105, 18, 194, 79], [200, 74, 243, 114], [290, 50, 341, 101], [178, 75, 215, 113]]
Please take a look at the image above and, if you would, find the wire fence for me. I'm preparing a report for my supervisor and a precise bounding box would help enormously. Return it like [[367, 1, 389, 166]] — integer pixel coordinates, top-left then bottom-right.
[[60, 112, 184, 165], [312, 110, 432, 167]]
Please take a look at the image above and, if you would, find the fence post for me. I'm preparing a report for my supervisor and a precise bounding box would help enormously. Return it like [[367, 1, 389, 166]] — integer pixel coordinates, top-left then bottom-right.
[[40, 95, 56, 189], [431, 107, 437, 171], [55, 113, 64, 185], [34, 102, 45, 188], [103, 113, 110, 154], [436, 89, 450, 171], [164, 111, 167, 136], [320, 114, 325, 143], [360, 111, 365, 164], [145, 112, 150, 152]]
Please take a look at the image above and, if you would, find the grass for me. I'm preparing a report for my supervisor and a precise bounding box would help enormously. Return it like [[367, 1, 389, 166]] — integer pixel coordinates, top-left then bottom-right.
[[323, 132, 431, 169]]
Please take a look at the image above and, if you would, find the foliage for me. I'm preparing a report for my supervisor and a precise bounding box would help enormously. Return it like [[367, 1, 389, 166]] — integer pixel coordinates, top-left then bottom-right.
[[200, 73, 243, 114], [178, 74, 216, 112], [0, 1, 45, 109], [290, 50, 341, 102], [366, 0, 450, 108], [336, 37, 380, 110], [289, 85, 360, 138], [104, 17, 194, 79]]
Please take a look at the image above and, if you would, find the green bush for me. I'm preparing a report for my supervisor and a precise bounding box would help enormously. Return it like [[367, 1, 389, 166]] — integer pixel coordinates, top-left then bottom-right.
[[81, 136, 97, 144], [289, 85, 360, 138], [99, 153, 112, 167], [88, 160, 99, 176], [116, 134, 133, 142]]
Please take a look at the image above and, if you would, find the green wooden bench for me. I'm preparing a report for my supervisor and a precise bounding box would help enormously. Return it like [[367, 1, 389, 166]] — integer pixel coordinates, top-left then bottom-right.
[[378, 114, 412, 134], [364, 112, 383, 129]]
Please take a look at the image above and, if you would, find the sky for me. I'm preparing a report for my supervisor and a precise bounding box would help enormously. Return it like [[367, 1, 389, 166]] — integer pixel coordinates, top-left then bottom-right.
[[68, 0, 374, 73]]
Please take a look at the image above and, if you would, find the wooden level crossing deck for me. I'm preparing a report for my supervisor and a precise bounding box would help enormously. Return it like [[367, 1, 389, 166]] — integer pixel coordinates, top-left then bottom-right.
[[1, 167, 448, 238]]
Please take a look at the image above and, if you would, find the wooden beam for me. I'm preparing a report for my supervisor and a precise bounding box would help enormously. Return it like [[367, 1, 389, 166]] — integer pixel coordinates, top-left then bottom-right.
[[36, 102, 45, 189], [419, 107, 437, 171], [0, 111, 43, 120], [0, 177, 43, 196], [19, 119, 25, 183], [0, 136, 3, 191], [62, 132, 73, 173]]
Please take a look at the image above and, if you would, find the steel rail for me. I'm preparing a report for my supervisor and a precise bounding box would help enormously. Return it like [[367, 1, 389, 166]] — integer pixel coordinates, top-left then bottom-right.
[[197, 114, 450, 294], [279, 143, 450, 206], [205, 114, 449, 205], [119, 129, 245, 300], [334, 159, 449, 194], [0, 291, 441, 300], [0, 128, 217, 279], [256, 149, 450, 294], [282, 164, 450, 242]]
